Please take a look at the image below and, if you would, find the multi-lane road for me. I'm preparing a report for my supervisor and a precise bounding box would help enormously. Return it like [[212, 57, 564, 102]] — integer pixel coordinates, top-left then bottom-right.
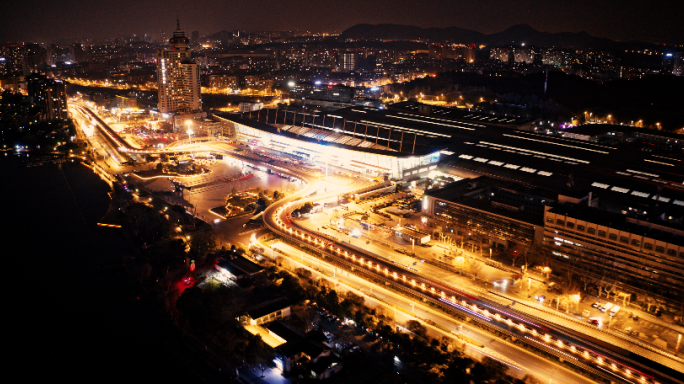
[[262, 169, 684, 384], [269, 240, 595, 384]]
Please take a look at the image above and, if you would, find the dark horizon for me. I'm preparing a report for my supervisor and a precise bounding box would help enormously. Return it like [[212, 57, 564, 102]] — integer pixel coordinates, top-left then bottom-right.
[[1, 0, 683, 45]]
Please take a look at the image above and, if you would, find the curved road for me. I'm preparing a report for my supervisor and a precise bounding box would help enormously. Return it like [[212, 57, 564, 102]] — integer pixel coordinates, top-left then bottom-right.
[[262, 168, 683, 384]]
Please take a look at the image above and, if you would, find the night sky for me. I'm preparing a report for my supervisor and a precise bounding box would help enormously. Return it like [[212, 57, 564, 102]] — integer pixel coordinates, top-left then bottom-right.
[[1, 0, 683, 44]]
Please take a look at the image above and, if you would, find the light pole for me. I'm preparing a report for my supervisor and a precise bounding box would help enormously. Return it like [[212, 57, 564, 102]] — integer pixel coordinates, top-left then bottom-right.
[[456, 256, 464, 275], [186, 120, 194, 144]]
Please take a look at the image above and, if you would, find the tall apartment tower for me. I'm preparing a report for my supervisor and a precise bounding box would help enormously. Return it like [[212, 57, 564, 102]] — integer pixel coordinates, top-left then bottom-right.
[[342, 52, 356, 71], [156, 20, 202, 113], [27, 74, 68, 120], [46, 45, 56, 66], [22, 54, 38, 75]]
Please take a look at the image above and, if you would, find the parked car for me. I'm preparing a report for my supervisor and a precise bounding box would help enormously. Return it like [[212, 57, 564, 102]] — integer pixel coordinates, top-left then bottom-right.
[[591, 302, 601, 308]]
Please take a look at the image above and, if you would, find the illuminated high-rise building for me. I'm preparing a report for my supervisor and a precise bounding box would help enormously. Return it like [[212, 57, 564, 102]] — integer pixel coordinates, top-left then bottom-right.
[[46, 45, 55, 66], [342, 52, 356, 71], [156, 19, 201, 113], [27, 74, 68, 120]]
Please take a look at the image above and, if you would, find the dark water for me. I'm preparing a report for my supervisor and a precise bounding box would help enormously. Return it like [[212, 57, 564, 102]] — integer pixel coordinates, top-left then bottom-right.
[[4, 157, 198, 381]]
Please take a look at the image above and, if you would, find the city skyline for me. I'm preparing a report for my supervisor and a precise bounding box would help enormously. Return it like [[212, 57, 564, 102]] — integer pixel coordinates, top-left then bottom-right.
[[4, 2, 684, 383], [2, 0, 684, 45]]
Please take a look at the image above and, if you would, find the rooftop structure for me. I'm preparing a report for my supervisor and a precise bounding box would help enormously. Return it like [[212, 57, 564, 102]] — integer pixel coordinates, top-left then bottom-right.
[[561, 124, 684, 150]]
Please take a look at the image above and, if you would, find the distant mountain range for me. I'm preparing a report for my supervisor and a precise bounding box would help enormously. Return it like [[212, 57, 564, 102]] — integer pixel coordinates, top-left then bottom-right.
[[340, 24, 659, 50]]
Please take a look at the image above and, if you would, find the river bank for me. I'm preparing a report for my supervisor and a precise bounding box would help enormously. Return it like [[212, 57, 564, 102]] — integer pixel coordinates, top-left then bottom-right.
[[4, 156, 199, 381]]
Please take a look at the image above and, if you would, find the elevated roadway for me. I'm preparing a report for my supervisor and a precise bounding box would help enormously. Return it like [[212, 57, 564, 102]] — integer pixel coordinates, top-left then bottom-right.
[[71, 104, 230, 156], [260, 169, 684, 384]]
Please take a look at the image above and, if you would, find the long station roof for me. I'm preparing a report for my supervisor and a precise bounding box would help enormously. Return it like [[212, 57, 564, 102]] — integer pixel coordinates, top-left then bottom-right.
[[228, 103, 684, 218], [321, 102, 684, 218]]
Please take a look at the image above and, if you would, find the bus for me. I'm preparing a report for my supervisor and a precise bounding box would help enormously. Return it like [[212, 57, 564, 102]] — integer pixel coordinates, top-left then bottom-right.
[[609, 306, 621, 316], [600, 303, 614, 313]]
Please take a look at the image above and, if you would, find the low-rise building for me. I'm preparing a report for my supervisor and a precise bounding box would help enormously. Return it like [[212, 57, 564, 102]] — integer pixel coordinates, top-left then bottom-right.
[[423, 176, 550, 250], [396, 227, 431, 245], [289, 83, 355, 104], [266, 322, 340, 378], [215, 256, 265, 281], [207, 74, 239, 90], [245, 297, 292, 325], [238, 102, 264, 113], [543, 204, 684, 305]]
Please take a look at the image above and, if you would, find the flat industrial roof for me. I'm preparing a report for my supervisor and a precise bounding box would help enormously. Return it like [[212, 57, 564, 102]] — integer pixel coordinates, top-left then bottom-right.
[[563, 124, 684, 141], [227, 256, 264, 274], [548, 204, 684, 247], [216, 256, 264, 277], [389, 101, 533, 126], [246, 297, 291, 320], [427, 176, 557, 203], [396, 227, 430, 237], [266, 321, 302, 343]]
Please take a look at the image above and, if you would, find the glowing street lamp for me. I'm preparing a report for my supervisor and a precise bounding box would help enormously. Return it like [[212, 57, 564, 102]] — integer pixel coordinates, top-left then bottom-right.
[[186, 120, 194, 143]]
